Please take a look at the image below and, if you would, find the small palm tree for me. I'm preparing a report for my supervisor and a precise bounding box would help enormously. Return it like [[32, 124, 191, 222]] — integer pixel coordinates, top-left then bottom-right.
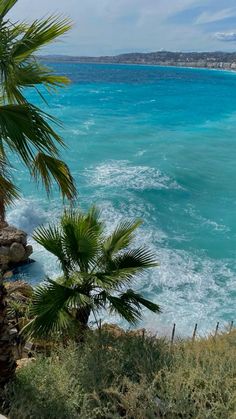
[[0, 0, 76, 225], [26, 207, 160, 338]]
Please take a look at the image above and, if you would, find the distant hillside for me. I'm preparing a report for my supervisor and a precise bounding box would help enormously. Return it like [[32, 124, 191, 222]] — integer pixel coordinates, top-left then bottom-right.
[[41, 51, 236, 70]]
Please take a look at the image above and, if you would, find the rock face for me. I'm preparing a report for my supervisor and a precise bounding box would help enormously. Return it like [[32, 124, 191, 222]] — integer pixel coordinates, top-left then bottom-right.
[[0, 225, 33, 269]]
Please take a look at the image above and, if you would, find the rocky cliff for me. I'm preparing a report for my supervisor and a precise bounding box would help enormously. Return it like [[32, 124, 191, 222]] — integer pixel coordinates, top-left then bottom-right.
[[0, 226, 33, 270]]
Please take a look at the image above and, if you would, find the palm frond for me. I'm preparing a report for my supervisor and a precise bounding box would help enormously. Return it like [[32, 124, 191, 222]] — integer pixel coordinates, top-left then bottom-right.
[[93, 248, 158, 290], [109, 248, 158, 270], [33, 224, 70, 275], [62, 206, 103, 234], [25, 279, 90, 337], [32, 153, 76, 200], [0, 173, 19, 206], [102, 220, 142, 257], [0, 0, 17, 19], [0, 103, 64, 165], [4, 61, 70, 104], [30, 279, 90, 317], [0, 7, 77, 208], [93, 268, 141, 291], [119, 289, 161, 314], [84, 205, 104, 234], [106, 289, 160, 325], [61, 212, 100, 272], [106, 293, 142, 324], [23, 309, 72, 339], [12, 16, 72, 62]]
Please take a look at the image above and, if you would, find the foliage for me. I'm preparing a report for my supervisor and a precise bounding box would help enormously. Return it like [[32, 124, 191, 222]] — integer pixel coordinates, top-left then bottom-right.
[[6, 281, 33, 325], [0, 0, 76, 220], [2, 329, 236, 418], [25, 207, 160, 338], [156, 332, 236, 418]]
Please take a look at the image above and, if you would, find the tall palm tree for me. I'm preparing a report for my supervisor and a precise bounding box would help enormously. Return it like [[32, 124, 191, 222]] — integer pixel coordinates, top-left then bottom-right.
[[0, 0, 76, 386], [26, 207, 160, 339], [0, 0, 77, 225], [0, 270, 16, 388]]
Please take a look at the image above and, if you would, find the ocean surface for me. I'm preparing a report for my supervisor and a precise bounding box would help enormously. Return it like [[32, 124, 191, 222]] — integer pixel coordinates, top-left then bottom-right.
[[8, 63, 236, 336]]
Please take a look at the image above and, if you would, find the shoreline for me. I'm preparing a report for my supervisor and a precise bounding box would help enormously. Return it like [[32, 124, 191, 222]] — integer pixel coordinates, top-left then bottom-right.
[[43, 58, 236, 74]]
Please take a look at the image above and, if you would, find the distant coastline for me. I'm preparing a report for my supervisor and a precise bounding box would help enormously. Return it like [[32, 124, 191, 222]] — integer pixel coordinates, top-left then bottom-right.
[[40, 50, 236, 72]]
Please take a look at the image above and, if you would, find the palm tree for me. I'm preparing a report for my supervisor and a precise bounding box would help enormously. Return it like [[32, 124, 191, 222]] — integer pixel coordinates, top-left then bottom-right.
[[0, 0, 77, 225], [0, 0, 76, 386], [26, 207, 160, 339]]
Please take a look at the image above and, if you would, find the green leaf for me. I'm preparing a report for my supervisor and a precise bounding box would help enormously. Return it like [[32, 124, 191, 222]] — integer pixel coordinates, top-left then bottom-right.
[[0, 157, 20, 206], [106, 293, 141, 324], [103, 220, 142, 257], [0, 174, 19, 206], [120, 289, 161, 314], [25, 279, 90, 338], [61, 211, 101, 272], [0, 0, 17, 19], [3, 61, 70, 104], [0, 103, 63, 165], [12, 16, 72, 62], [33, 224, 70, 275], [32, 153, 76, 200], [110, 248, 158, 270], [0, 6, 76, 211]]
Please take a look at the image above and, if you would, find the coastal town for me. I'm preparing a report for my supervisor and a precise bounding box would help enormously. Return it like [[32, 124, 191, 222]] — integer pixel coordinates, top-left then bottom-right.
[[42, 51, 236, 70]]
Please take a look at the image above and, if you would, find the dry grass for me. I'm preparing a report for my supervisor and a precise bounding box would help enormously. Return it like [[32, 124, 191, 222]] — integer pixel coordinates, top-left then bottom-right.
[[2, 329, 236, 418]]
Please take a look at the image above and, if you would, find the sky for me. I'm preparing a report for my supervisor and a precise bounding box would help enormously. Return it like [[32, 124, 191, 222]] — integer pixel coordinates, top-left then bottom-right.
[[10, 0, 236, 56]]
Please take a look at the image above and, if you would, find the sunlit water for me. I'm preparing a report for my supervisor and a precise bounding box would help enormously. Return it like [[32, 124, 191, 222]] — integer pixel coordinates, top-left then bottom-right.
[[8, 63, 236, 336]]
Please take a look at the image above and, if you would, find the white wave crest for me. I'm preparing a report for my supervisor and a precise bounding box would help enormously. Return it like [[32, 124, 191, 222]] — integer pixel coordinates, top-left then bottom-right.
[[7, 198, 235, 336], [85, 160, 182, 191], [7, 199, 47, 234]]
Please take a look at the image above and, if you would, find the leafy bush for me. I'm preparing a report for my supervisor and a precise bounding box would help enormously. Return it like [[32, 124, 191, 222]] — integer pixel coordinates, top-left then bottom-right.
[[155, 332, 236, 418], [2, 329, 236, 418]]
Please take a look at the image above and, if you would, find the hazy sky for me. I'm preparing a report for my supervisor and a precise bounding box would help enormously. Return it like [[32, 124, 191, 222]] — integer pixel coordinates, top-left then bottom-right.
[[10, 0, 236, 55]]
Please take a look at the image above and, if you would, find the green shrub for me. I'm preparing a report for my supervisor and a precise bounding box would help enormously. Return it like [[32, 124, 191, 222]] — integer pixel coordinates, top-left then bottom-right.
[[2, 330, 236, 418], [155, 333, 236, 419]]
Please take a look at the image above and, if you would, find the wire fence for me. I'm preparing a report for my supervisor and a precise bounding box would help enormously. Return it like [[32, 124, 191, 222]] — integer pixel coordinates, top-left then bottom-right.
[[97, 319, 235, 345], [169, 320, 234, 346]]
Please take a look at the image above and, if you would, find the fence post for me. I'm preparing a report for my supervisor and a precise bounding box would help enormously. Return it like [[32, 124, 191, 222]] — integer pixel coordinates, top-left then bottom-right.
[[142, 328, 145, 341], [214, 322, 219, 338], [170, 323, 176, 347], [192, 323, 198, 342], [229, 320, 234, 333]]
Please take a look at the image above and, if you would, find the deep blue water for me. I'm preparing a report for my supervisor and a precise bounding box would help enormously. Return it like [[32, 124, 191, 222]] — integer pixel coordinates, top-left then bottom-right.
[[8, 63, 236, 336]]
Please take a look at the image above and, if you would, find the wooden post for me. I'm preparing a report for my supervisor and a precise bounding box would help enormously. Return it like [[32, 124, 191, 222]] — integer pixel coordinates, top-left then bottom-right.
[[192, 323, 198, 342], [142, 328, 145, 341], [214, 322, 219, 338], [171, 323, 176, 346], [99, 319, 102, 330], [229, 320, 234, 333]]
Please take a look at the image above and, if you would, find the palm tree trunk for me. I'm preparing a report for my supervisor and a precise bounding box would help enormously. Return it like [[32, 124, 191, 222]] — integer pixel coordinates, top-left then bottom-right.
[[76, 306, 91, 332], [0, 196, 6, 228], [0, 278, 16, 388]]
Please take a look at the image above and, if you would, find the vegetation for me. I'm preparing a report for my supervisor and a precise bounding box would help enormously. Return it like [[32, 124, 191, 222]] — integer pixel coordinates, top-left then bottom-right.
[[0, 271, 16, 388], [2, 328, 236, 418], [0, 3, 234, 419], [25, 207, 160, 339], [0, 0, 76, 226], [0, 0, 76, 387]]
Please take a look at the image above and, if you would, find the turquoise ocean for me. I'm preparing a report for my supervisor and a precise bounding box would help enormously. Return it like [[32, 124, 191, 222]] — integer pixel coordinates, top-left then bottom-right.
[[8, 63, 236, 336]]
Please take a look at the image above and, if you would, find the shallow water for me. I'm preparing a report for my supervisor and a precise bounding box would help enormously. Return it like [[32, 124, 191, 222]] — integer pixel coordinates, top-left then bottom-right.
[[8, 63, 236, 336]]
